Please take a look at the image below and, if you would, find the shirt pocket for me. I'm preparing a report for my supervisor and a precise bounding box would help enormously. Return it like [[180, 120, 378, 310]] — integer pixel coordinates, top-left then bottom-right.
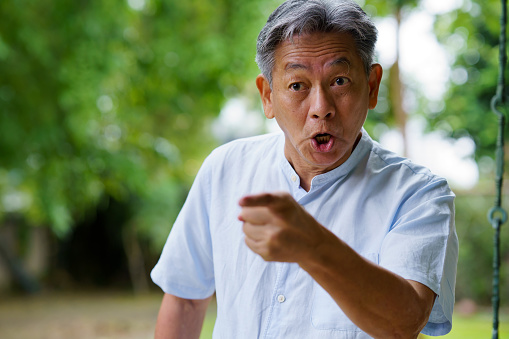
[[310, 252, 379, 331]]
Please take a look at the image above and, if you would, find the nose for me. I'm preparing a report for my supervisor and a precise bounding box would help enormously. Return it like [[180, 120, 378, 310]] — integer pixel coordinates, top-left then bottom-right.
[[309, 85, 335, 120]]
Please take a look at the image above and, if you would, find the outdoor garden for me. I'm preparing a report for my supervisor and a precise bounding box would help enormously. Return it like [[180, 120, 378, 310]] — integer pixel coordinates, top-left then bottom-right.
[[0, 0, 508, 338]]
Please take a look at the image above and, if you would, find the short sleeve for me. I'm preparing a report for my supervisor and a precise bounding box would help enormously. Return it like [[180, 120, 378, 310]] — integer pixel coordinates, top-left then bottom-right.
[[150, 156, 215, 299], [379, 177, 458, 336]]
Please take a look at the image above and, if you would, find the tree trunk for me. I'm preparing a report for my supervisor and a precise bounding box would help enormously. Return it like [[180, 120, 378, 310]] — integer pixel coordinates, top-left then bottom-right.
[[0, 225, 40, 294], [122, 226, 149, 294], [389, 6, 408, 157]]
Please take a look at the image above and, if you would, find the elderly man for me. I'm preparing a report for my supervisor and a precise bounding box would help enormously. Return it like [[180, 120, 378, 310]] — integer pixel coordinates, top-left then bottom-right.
[[151, 0, 458, 338]]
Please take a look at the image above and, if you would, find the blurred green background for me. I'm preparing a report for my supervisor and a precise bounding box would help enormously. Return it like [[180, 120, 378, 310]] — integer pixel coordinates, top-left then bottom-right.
[[0, 0, 508, 337]]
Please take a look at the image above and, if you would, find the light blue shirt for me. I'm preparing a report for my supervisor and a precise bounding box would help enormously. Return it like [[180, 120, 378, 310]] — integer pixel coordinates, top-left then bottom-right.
[[151, 131, 458, 338]]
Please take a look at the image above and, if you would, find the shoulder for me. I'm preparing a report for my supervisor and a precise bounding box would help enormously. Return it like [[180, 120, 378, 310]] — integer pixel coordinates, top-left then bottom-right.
[[368, 138, 449, 186], [357, 137, 454, 204]]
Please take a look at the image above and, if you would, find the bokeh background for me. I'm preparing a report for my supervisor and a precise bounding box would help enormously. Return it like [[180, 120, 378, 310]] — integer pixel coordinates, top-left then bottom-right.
[[0, 0, 508, 338]]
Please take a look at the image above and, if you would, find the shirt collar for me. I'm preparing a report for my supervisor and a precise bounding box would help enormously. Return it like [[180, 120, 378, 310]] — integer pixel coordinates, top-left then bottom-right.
[[279, 128, 373, 191]]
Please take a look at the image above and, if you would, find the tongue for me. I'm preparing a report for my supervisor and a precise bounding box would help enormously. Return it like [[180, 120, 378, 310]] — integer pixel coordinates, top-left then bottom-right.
[[313, 136, 333, 152]]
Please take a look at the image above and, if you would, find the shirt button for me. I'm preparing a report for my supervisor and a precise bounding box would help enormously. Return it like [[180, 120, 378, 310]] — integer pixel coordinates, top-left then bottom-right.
[[291, 175, 297, 182], [277, 294, 286, 303]]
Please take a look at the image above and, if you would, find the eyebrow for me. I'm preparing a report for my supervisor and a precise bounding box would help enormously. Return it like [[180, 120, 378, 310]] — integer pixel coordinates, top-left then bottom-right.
[[285, 63, 308, 71], [284, 57, 351, 72], [328, 57, 351, 68]]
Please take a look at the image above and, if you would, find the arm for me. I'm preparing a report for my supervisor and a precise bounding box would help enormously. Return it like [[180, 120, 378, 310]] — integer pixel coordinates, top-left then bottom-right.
[[238, 192, 435, 339], [155, 293, 212, 339], [300, 229, 435, 338]]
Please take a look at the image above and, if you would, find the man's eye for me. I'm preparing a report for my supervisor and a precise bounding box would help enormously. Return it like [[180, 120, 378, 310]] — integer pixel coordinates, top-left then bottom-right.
[[290, 83, 303, 91], [334, 77, 350, 86]]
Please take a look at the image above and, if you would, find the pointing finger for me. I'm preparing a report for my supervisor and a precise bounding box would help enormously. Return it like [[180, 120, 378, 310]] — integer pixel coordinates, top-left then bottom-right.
[[238, 192, 290, 207]]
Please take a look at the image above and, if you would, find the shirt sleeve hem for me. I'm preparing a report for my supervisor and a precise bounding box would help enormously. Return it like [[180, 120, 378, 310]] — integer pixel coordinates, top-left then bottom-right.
[[153, 279, 215, 300], [151, 268, 215, 300], [421, 320, 452, 336]]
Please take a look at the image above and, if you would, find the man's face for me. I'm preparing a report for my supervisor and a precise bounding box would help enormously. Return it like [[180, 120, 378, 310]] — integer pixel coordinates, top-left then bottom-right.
[[257, 32, 382, 176]]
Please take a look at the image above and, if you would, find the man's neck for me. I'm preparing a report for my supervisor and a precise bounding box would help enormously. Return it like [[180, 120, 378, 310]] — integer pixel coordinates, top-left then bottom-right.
[[287, 133, 362, 192]]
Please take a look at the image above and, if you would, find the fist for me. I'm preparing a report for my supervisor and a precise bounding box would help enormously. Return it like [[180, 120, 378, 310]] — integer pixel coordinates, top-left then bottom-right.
[[238, 192, 326, 263]]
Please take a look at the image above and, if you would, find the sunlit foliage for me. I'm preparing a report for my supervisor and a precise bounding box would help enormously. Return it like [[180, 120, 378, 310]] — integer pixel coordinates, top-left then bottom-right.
[[0, 0, 278, 248], [429, 0, 507, 160]]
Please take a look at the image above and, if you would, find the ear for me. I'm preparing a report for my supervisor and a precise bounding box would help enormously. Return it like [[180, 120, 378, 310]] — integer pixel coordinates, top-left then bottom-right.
[[256, 74, 274, 119], [367, 64, 383, 110]]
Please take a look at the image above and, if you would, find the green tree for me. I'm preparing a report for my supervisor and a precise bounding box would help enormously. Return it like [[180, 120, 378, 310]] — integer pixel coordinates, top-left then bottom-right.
[[428, 0, 507, 160], [360, 0, 420, 155], [428, 0, 509, 306], [0, 0, 278, 290]]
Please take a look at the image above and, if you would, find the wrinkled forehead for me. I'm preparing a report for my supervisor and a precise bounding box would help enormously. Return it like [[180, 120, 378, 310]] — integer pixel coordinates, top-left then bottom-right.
[[273, 32, 362, 71]]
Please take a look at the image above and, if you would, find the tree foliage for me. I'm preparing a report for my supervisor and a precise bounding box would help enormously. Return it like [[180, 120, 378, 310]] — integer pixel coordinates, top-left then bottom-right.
[[428, 0, 509, 306], [0, 0, 277, 249], [428, 0, 507, 160], [1, 0, 507, 302], [361, 0, 420, 152]]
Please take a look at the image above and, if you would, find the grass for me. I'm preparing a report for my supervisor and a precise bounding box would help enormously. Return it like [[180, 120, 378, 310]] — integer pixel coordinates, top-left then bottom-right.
[[1, 291, 505, 338], [200, 313, 216, 339], [422, 311, 509, 338], [200, 308, 509, 338]]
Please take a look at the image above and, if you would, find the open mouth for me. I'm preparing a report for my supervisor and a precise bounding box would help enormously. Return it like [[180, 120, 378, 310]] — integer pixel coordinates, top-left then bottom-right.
[[312, 133, 334, 152], [315, 134, 331, 144]]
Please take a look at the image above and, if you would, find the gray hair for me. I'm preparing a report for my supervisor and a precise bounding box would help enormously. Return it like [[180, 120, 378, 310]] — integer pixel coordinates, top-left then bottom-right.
[[255, 0, 378, 85]]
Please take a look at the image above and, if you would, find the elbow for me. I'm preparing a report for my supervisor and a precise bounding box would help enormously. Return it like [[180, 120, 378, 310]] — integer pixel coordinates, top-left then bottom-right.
[[370, 322, 425, 339], [394, 311, 430, 339], [376, 325, 423, 339], [383, 283, 435, 339], [391, 327, 423, 339], [373, 307, 430, 339]]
